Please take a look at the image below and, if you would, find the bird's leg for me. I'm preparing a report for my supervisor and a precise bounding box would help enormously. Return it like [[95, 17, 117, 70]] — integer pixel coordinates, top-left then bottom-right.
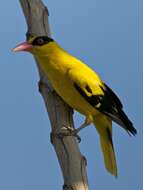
[[51, 117, 92, 143], [75, 117, 92, 133], [62, 116, 92, 138]]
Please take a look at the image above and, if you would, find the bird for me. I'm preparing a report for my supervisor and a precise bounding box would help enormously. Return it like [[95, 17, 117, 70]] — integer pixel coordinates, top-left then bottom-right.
[[13, 36, 137, 177]]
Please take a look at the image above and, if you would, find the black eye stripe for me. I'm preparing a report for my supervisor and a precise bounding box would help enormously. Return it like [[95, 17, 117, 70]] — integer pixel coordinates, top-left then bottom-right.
[[32, 36, 54, 46]]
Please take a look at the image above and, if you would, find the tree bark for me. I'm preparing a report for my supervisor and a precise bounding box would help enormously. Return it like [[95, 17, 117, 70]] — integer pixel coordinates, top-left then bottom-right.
[[19, 0, 89, 189]]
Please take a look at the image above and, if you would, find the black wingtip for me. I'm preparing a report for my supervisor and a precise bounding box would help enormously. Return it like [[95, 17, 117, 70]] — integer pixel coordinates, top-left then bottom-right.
[[119, 109, 137, 136], [127, 125, 137, 136], [129, 125, 137, 136]]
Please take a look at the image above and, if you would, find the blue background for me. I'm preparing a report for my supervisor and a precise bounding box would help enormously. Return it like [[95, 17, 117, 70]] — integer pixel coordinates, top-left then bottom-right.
[[0, 0, 142, 189]]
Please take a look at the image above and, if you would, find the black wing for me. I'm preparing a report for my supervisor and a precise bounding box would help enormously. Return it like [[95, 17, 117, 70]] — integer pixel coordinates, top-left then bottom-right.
[[74, 82, 137, 136]]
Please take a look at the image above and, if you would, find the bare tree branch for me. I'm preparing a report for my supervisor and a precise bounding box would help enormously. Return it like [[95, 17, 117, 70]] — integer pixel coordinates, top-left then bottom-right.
[[19, 0, 89, 189]]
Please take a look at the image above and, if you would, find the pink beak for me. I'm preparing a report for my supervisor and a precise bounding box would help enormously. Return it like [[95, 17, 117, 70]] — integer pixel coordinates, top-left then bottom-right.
[[12, 42, 33, 52]]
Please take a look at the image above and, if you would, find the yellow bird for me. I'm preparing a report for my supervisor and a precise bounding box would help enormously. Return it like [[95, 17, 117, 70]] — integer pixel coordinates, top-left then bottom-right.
[[13, 36, 137, 177]]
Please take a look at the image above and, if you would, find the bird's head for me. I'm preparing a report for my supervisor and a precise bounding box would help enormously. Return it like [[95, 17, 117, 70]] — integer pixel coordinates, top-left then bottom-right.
[[12, 36, 54, 56]]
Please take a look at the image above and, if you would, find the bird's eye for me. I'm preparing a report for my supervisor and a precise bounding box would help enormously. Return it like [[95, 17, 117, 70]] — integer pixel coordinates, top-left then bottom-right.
[[32, 36, 53, 46], [36, 38, 45, 45]]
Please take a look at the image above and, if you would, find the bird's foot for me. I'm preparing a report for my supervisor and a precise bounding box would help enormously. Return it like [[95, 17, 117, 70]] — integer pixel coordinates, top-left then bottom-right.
[[65, 127, 81, 143], [50, 126, 81, 143]]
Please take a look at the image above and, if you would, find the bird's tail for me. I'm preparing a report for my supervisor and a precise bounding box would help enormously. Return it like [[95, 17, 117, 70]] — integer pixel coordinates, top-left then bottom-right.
[[93, 114, 118, 177]]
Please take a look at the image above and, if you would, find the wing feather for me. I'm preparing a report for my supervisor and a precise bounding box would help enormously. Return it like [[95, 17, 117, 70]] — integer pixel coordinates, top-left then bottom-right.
[[68, 68, 136, 135], [73, 81, 137, 136]]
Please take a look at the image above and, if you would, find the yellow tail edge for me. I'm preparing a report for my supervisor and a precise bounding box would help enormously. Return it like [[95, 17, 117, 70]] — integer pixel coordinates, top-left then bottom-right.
[[100, 135, 118, 177], [93, 115, 118, 177]]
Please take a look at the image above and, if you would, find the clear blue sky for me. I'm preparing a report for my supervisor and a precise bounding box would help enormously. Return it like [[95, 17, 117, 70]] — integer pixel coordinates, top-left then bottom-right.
[[0, 0, 142, 189]]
